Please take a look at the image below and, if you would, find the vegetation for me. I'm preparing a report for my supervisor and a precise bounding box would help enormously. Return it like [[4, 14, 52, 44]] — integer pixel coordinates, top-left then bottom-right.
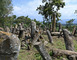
[[37, 0, 65, 31], [0, 0, 13, 27], [18, 35, 77, 60], [66, 19, 75, 31], [0, 15, 43, 28], [0, 0, 77, 60], [0, 0, 43, 28]]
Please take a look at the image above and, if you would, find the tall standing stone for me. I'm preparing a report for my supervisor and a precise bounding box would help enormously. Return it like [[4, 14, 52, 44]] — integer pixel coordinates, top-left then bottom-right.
[[5, 26, 10, 32], [46, 30, 53, 43], [72, 26, 76, 36], [13, 24, 18, 34], [50, 24, 52, 32], [58, 23, 62, 38], [63, 29, 75, 60], [10, 25, 13, 33], [63, 29, 74, 51], [58, 23, 62, 32], [18, 23, 25, 39], [31, 21, 36, 39]]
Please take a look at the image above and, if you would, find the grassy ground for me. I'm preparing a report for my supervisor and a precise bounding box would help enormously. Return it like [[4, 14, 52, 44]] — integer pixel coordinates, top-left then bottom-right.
[[18, 35, 77, 60]]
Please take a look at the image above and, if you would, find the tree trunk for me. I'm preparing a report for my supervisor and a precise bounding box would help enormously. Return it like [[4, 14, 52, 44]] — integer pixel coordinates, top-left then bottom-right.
[[52, 13, 56, 32]]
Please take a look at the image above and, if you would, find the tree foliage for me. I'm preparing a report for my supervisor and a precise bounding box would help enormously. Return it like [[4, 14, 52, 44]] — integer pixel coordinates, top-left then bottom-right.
[[4, 15, 43, 28], [37, 0, 65, 20], [0, 0, 13, 27], [37, 0, 65, 31], [66, 19, 75, 25], [66, 19, 75, 31]]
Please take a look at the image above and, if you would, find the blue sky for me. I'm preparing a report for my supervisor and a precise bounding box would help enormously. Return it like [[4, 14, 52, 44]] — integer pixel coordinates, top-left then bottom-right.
[[12, 0, 77, 23]]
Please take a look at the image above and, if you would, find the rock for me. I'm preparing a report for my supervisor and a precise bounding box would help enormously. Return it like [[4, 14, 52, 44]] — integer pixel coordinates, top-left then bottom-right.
[[44, 41, 48, 46], [0, 31, 20, 60], [0, 27, 4, 31], [5, 26, 10, 32], [31, 21, 36, 39], [62, 58, 66, 60]]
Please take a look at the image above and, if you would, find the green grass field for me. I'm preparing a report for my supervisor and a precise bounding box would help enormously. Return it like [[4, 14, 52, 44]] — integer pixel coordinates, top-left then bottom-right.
[[18, 35, 77, 60]]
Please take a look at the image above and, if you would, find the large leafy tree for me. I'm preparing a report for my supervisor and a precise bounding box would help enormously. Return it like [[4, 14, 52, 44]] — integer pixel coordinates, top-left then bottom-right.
[[0, 0, 13, 27], [14, 16, 32, 27], [37, 0, 65, 31], [66, 19, 75, 26], [66, 19, 75, 31]]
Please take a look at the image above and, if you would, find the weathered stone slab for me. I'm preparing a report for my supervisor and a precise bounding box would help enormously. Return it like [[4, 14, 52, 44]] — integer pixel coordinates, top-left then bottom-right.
[[63, 29, 74, 51], [32, 33, 52, 60], [31, 21, 36, 39], [5, 26, 10, 32], [63, 29, 75, 60], [46, 30, 53, 43], [0, 31, 20, 60], [34, 42, 52, 60]]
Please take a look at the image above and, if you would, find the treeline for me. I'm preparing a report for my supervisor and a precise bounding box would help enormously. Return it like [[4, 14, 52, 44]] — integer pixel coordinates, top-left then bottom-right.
[[0, 15, 45, 28], [0, 0, 46, 29]]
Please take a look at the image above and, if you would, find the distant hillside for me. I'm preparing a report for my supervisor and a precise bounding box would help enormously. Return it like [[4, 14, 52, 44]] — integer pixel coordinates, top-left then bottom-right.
[[62, 24, 77, 26], [59, 19, 77, 24]]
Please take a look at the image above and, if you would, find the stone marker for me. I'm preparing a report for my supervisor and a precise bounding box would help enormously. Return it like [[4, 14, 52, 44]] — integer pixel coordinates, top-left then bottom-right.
[[63, 29, 75, 60], [18, 30, 25, 39], [5, 26, 10, 32], [46, 30, 53, 43], [34, 42, 52, 60], [72, 26, 76, 36], [18, 23, 25, 39], [32, 33, 52, 60], [13, 24, 18, 34], [0, 31, 20, 60], [58, 23, 62, 38], [10, 25, 13, 33], [68, 55, 76, 60], [63, 29, 74, 51], [58, 23, 62, 32], [31, 21, 36, 39]]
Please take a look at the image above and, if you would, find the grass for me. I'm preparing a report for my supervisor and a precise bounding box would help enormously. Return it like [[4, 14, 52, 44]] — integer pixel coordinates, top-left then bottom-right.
[[18, 35, 77, 60]]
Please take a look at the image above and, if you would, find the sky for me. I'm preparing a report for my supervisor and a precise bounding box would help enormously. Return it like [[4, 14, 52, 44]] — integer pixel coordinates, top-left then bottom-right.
[[12, 0, 77, 23]]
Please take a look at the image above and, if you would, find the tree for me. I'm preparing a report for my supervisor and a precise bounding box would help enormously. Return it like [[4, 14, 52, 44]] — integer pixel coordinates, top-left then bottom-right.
[[66, 19, 74, 25], [13, 16, 32, 27], [66, 19, 75, 31], [37, 0, 65, 32], [0, 0, 13, 27]]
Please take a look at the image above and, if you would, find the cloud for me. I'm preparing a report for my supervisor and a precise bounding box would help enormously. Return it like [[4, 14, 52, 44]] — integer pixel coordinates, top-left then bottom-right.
[[64, 0, 77, 4], [13, 0, 77, 22], [13, 0, 43, 21], [59, 4, 77, 19]]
